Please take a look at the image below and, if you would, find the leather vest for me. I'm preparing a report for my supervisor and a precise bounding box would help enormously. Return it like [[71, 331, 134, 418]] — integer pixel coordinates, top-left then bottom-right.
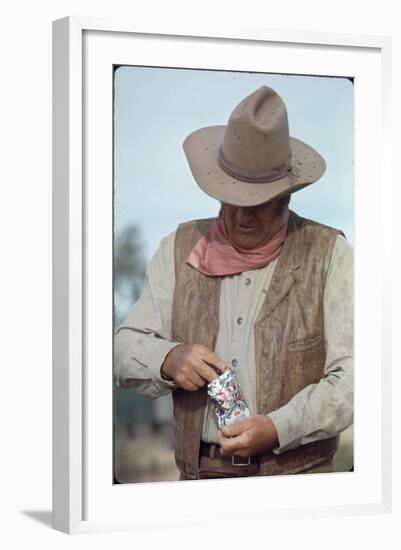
[[171, 211, 342, 478]]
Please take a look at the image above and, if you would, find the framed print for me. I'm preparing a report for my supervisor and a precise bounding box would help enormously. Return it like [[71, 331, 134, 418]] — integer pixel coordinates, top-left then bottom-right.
[[112, 67, 355, 484], [52, 17, 392, 534]]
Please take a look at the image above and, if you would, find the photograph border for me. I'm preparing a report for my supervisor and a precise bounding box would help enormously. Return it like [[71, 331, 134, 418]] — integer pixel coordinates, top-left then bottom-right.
[[52, 16, 392, 534]]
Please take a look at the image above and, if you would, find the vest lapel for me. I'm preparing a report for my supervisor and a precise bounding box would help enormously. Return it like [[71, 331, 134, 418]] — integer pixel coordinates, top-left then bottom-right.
[[255, 211, 301, 325]]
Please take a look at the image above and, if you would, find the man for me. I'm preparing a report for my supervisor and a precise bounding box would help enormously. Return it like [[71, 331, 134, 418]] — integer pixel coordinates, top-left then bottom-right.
[[114, 85, 353, 480]]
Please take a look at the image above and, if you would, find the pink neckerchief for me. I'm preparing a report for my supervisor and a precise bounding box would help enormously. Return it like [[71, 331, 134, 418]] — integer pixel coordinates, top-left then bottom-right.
[[186, 209, 289, 276]]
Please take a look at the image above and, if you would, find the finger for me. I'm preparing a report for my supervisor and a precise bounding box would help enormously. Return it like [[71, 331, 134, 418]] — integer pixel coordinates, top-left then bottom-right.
[[195, 362, 220, 383], [223, 434, 249, 454], [186, 369, 206, 388], [201, 349, 227, 374], [218, 430, 248, 454], [221, 418, 250, 437], [217, 430, 228, 449]]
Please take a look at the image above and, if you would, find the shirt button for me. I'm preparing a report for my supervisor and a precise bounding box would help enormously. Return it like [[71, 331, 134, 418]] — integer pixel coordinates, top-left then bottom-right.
[[245, 278, 251, 286], [231, 359, 238, 368], [236, 317, 243, 325]]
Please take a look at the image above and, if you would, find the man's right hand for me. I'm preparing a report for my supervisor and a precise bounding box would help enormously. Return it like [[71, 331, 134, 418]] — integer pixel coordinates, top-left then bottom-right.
[[160, 344, 226, 391]]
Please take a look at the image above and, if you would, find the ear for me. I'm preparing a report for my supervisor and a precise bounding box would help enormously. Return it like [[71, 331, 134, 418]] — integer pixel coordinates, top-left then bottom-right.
[[279, 193, 291, 208]]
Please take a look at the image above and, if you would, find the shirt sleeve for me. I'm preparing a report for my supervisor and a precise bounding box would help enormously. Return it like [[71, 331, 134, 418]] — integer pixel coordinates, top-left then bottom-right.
[[114, 230, 180, 399], [267, 234, 354, 454]]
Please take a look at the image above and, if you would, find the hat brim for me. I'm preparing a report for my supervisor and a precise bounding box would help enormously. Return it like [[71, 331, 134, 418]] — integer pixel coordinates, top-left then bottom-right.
[[183, 126, 326, 207]]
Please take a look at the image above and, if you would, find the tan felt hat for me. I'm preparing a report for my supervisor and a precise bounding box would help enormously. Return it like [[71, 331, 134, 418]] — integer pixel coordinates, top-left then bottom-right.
[[183, 85, 326, 207]]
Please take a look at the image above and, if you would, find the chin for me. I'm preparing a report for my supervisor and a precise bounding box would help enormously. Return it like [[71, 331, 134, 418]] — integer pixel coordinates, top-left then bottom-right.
[[232, 237, 261, 250]]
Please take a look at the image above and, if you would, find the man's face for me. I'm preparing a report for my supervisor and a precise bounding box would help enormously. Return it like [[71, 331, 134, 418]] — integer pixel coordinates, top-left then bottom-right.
[[222, 195, 290, 250]]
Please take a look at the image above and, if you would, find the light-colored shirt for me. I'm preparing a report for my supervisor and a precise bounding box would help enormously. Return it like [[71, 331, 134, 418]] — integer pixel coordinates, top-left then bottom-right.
[[114, 229, 353, 454]]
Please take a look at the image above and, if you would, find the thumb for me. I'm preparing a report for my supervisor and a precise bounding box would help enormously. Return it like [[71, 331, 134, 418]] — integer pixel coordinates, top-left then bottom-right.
[[222, 419, 247, 437]]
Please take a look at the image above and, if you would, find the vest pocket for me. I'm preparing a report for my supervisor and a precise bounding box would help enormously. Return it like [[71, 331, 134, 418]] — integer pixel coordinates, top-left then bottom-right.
[[285, 333, 325, 395], [287, 334, 322, 352]]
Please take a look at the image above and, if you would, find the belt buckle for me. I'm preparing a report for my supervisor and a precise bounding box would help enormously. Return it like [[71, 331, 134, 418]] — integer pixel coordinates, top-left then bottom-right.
[[231, 455, 251, 467]]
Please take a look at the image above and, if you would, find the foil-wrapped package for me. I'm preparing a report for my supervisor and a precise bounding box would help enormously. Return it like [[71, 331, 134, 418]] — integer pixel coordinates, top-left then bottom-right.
[[207, 368, 251, 428]]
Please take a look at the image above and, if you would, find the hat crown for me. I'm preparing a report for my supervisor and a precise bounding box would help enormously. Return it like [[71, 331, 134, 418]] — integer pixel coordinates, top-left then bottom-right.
[[220, 86, 291, 180]]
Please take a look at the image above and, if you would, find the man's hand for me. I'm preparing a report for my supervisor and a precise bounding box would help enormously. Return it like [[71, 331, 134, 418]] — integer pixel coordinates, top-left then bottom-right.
[[217, 415, 279, 457], [161, 344, 226, 391]]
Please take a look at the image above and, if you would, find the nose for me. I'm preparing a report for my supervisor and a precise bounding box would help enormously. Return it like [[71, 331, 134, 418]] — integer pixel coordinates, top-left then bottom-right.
[[236, 207, 255, 225]]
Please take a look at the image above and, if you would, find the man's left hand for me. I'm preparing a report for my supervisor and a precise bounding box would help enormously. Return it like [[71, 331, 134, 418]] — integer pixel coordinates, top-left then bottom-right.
[[217, 415, 279, 457]]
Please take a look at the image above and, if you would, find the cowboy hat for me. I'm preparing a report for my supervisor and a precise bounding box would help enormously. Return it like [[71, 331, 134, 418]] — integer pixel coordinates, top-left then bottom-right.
[[183, 85, 326, 207]]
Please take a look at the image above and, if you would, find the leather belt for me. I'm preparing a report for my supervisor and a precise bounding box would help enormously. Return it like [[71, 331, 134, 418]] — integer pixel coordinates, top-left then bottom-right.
[[200, 441, 259, 467]]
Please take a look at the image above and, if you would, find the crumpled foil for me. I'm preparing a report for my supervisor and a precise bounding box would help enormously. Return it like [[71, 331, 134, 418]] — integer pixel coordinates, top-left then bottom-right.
[[207, 368, 251, 428]]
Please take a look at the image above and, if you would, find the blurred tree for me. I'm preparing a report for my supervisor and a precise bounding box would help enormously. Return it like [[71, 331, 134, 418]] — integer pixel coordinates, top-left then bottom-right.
[[114, 224, 147, 328], [113, 224, 151, 429]]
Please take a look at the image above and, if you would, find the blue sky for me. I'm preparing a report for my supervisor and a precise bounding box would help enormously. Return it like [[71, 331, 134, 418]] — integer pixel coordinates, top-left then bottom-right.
[[114, 66, 354, 263]]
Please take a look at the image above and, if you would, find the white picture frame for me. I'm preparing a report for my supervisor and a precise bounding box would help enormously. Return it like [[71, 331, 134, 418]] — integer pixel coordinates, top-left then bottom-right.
[[52, 16, 392, 534]]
